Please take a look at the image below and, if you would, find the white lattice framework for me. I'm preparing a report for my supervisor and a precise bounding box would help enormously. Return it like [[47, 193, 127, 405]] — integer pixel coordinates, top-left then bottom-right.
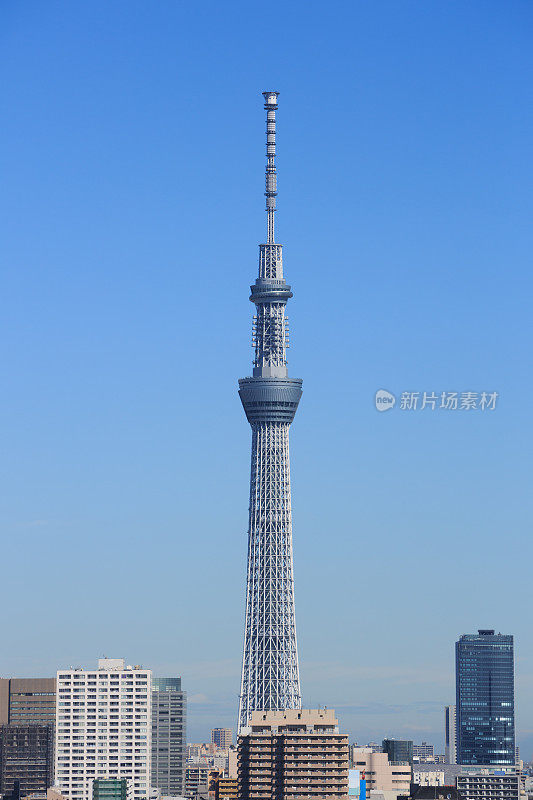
[[238, 92, 302, 732], [239, 421, 300, 729]]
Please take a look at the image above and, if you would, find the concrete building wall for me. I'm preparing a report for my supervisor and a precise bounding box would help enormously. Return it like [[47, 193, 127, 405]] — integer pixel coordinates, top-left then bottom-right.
[[238, 709, 349, 800], [211, 729, 232, 750], [413, 771, 446, 786], [227, 750, 237, 779], [445, 705, 457, 765], [54, 658, 151, 800], [351, 749, 411, 796], [457, 768, 520, 800], [0, 679, 56, 726], [151, 679, 186, 796]]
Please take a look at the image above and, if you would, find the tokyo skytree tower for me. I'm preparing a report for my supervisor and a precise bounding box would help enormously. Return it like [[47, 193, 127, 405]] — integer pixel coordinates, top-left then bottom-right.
[[238, 91, 302, 732]]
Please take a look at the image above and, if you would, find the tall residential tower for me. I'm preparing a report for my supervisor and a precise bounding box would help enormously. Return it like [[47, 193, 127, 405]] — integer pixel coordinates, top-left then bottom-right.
[[54, 659, 152, 800], [152, 678, 186, 796], [238, 92, 302, 732]]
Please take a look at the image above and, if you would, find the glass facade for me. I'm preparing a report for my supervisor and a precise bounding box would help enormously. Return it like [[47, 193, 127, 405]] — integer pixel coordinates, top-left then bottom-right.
[[382, 739, 413, 765], [456, 629, 515, 765], [0, 724, 53, 798], [92, 779, 127, 800]]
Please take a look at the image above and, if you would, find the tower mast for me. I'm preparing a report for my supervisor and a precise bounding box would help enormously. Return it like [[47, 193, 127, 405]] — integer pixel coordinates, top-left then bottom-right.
[[238, 92, 302, 732], [264, 90, 278, 245]]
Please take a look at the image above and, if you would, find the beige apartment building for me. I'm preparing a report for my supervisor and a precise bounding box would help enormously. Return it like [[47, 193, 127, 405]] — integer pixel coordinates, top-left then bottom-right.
[[351, 747, 411, 799], [238, 709, 349, 800], [214, 775, 238, 800]]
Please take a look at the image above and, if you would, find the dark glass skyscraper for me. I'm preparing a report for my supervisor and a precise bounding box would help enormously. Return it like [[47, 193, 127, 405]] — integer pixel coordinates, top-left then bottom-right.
[[382, 738, 413, 765], [456, 629, 515, 765]]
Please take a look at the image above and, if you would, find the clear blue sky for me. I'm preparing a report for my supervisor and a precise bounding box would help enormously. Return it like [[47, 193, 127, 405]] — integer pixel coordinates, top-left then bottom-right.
[[1, 0, 532, 753]]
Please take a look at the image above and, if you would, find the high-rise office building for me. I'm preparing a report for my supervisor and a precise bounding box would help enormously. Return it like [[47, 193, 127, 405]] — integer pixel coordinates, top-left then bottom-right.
[[0, 724, 54, 798], [0, 678, 57, 788], [151, 678, 186, 796], [237, 92, 302, 732], [211, 729, 232, 751], [456, 630, 515, 765], [445, 706, 456, 765], [413, 742, 434, 762], [237, 710, 349, 800], [383, 739, 414, 765], [54, 658, 151, 800], [0, 679, 56, 726]]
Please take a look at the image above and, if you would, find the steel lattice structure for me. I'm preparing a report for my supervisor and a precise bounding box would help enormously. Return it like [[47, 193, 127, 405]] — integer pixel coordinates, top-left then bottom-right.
[[238, 92, 302, 733]]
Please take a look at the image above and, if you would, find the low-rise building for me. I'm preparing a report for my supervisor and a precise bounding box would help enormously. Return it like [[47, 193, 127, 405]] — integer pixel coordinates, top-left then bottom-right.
[[213, 776, 237, 800], [351, 748, 411, 798], [403, 787, 461, 800], [383, 741, 413, 767], [413, 770, 445, 787], [184, 766, 209, 799], [412, 763, 462, 787], [211, 731, 232, 751], [457, 767, 520, 800], [92, 779, 128, 800], [48, 789, 68, 800], [413, 744, 435, 763]]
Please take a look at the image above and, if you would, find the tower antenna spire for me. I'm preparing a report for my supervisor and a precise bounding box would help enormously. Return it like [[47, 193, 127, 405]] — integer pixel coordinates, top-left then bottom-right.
[[263, 91, 279, 244]]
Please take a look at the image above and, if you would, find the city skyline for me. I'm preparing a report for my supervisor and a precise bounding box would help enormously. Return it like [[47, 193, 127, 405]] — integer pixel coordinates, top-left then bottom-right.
[[0, 631, 523, 757], [2, 0, 532, 766]]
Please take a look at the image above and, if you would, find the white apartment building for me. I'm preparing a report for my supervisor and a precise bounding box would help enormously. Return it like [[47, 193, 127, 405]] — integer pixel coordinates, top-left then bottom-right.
[[457, 767, 521, 800], [55, 658, 152, 800], [413, 770, 446, 786]]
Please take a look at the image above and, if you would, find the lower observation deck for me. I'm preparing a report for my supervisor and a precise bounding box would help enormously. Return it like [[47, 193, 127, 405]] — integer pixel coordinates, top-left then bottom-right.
[[239, 377, 302, 424]]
